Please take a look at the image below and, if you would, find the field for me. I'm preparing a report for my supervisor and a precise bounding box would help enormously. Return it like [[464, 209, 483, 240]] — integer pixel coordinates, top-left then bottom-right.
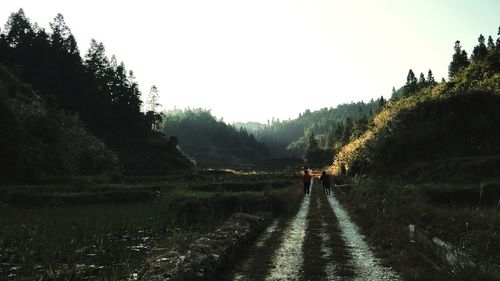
[[0, 171, 302, 280]]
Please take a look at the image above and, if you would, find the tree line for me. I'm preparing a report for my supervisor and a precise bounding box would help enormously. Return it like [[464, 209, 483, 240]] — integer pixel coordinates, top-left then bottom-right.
[[331, 25, 500, 177], [253, 99, 384, 161], [161, 108, 269, 167], [0, 9, 192, 178]]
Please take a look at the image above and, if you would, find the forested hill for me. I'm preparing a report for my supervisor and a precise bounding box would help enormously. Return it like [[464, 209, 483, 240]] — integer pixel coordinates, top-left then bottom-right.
[[161, 109, 270, 168], [0, 9, 193, 180], [330, 27, 500, 180], [161, 100, 385, 168], [0, 65, 119, 181], [253, 99, 385, 158]]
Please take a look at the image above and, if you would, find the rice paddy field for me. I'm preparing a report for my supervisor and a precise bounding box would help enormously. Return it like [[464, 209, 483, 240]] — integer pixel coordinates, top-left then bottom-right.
[[0, 171, 301, 280]]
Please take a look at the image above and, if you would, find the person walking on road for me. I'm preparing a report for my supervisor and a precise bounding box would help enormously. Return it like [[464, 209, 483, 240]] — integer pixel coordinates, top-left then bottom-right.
[[302, 169, 311, 196], [320, 170, 331, 195]]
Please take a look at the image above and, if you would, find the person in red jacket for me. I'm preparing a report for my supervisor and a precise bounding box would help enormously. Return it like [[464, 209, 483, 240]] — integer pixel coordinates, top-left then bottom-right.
[[302, 169, 311, 196]]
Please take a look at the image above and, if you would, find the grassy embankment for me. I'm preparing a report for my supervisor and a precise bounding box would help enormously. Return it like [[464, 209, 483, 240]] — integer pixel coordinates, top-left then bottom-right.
[[0, 171, 302, 280], [329, 40, 500, 280]]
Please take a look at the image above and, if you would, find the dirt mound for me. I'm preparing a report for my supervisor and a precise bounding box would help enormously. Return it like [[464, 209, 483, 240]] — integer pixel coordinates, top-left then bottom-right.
[[139, 213, 265, 281]]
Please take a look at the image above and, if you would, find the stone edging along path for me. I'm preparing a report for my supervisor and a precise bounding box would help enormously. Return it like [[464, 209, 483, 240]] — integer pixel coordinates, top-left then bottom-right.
[[139, 213, 265, 281]]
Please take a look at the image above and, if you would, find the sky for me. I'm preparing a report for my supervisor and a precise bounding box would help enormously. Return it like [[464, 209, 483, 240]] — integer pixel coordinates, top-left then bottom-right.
[[1, 1, 499, 123]]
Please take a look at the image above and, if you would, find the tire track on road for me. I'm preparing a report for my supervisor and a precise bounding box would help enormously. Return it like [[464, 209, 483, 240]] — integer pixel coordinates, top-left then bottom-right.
[[302, 178, 356, 281], [327, 193, 400, 280], [265, 190, 310, 280], [224, 177, 399, 281]]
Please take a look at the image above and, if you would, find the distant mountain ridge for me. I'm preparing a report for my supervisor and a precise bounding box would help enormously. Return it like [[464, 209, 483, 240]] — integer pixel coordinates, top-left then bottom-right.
[[161, 109, 270, 168], [233, 121, 266, 133]]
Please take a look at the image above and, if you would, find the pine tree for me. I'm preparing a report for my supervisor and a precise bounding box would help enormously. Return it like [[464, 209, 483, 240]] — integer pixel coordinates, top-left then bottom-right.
[[147, 85, 160, 113], [497, 26, 500, 46], [418, 72, 426, 88], [378, 96, 386, 112], [427, 69, 436, 86], [487, 35, 495, 50], [472, 34, 488, 62], [404, 69, 418, 96], [4, 9, 35, 48], [84, 39, 111, 82], [449, 40, 469, 78], [49, 13, 78, 55]]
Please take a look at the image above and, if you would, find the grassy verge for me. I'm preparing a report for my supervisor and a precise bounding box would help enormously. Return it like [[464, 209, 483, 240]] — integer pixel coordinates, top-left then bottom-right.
[[334, 178, 500, 281]]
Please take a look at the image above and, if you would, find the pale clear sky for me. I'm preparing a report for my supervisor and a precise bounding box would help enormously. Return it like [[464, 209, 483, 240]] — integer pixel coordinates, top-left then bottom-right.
[[1, 1, 499, 123]]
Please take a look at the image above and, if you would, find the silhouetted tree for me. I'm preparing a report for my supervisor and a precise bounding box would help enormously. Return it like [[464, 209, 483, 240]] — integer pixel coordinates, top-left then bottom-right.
[[418, 72, 426, 88], [427, 69, 436, 86], [487, 35, 495, 50], [378, 96, 386, 112], [449, 40, 470, 78], [85, 39, 112, 84], [497, 26, 500, 46], [145, 85, 162, 131], [404, 69, 418, 96], [472, 34, 488, 62], [147, 85, 160, 112], [50, 13, 78, 55], [3, 9, 35, 48]]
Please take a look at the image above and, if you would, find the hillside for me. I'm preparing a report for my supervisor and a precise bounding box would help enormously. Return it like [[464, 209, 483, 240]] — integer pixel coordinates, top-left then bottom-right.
[[0, 9, 193, 176], [161, 109, 270, 168], [0, 65, 118, 182], [330, 38, 500, 180], [233, 121, 266, 132], [326, 28, 500, 280], [338, 91, 500, 180], [255, 100, 383, 158]]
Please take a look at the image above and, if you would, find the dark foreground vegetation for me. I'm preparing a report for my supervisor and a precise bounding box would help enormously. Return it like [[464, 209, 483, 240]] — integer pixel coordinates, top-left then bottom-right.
[[329, 26, 500, 280], [0, 170, 302, 280], [0, 9, 193, 183]]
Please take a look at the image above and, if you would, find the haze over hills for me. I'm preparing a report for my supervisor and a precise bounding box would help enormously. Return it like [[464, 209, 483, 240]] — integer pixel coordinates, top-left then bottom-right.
[[3, 8, 498, 173]]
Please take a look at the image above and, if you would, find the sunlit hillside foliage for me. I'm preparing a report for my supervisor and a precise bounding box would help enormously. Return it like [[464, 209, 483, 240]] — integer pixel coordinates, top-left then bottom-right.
[[255, 99, 384, 158], [330, 28, 500, 179]]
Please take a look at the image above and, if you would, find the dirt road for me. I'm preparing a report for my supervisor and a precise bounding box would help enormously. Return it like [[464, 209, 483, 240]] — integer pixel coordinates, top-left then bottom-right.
[[226, 178, 400, 281]]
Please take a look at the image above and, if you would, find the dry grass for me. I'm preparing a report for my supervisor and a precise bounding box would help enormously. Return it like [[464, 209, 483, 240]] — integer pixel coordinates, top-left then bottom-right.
[[333, 178, 500, 281]]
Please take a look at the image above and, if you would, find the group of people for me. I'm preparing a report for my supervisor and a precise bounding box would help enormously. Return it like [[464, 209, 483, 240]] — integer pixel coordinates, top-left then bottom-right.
[[301, 169, 331, 196]]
